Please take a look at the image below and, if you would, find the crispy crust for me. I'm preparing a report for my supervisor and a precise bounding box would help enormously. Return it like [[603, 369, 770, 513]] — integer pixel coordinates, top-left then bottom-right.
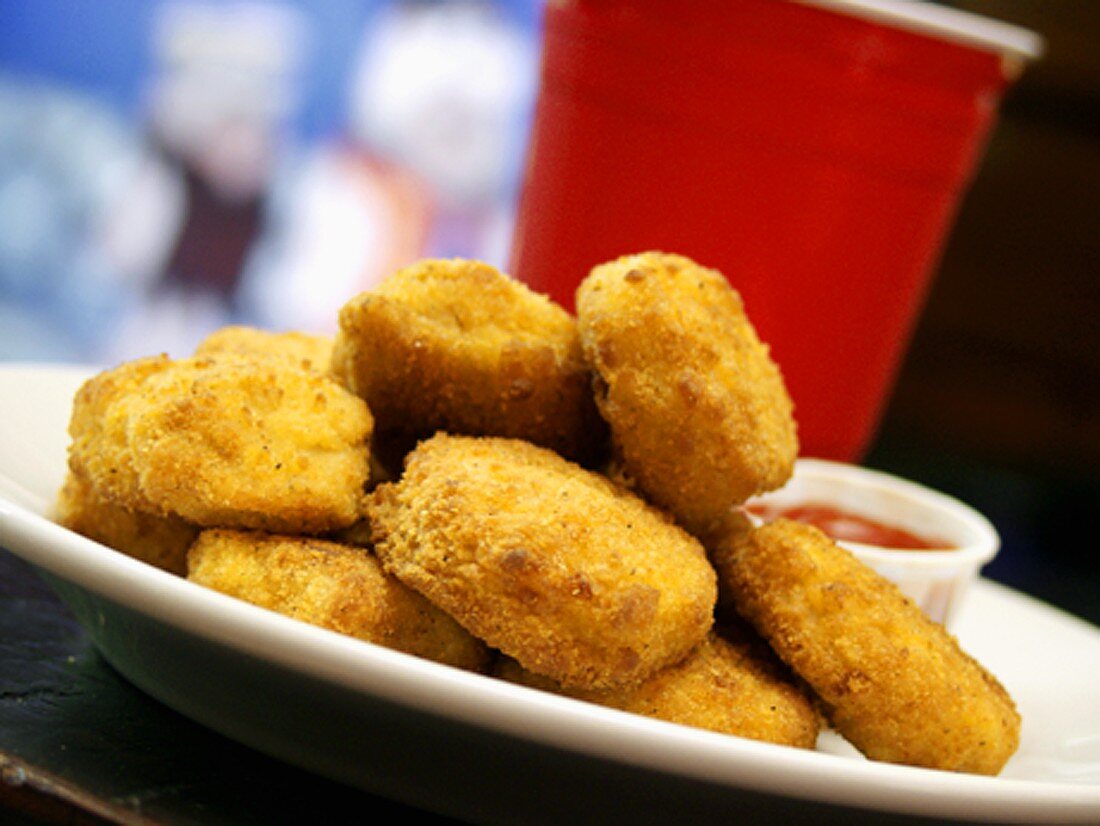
[[67, 354, 174, 512], [195, 325, 334, 374], [495, 623, 820, 748], [712, 519, 1021, 775], [187, 529, 489, 671], [54, 471, 198, 576], [332, 258, 606, 463], [575, 252, 797, 534], [196, 323, 400, 494], [68, 354, 373, 533], [367, 434, 716, 690], [699, 507, 758, 623]]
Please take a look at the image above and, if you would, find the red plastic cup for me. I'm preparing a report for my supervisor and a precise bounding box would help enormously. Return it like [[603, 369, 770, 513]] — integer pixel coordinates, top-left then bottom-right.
[[509, 0, 1041, 462]]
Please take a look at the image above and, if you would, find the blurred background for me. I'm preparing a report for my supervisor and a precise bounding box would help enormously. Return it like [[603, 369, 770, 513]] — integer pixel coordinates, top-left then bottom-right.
[[0, 1, 1095, 621], [0, 0, 541, 361]]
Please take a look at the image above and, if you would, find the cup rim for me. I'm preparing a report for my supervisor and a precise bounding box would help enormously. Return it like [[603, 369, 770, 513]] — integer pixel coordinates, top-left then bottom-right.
[[745, 457, 1001, 569], [795, 0, 1044, 60]]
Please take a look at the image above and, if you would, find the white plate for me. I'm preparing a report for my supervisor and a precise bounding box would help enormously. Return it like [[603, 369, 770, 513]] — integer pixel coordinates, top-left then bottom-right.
[[2, 362, 1099, 824]]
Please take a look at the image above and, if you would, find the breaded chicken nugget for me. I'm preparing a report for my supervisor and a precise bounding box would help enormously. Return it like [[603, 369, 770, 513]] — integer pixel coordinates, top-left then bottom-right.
[[187, 529, 489, 672], [197, 327, 416, 494], [712, 519, 1020, 775], [575, 252, 797, 534], [494, 623, 820, 748], [196, 326, 392, 493], [195, 325, 334, 373], [69, 354, 372, 534], [332, 258, 605, 463], [698, 506, 757, 623], [54, 471, 198, 576], [67, 354, 174, 512], [368, 434, 716, 690]]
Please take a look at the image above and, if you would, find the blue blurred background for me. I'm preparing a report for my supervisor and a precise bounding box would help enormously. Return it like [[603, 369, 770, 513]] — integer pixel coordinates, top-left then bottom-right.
[[0, 0, 541, 363], [0, 0, 1096, 625]]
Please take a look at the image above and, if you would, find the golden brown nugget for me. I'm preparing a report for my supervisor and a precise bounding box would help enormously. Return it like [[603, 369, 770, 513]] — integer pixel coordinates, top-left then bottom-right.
[[187, 529, 489, 672], [698, 507, 757, 623], [332, 258, 605, 463], [195, 325, 334, 373], [713, 519, 1020, 775], [198, 325, 400, 494], [54, 471, 198, 576], [69, 354, 373, 534], [575, 252, 797, 534], [368, 434, 717, 690], [67, 354, 174, 512], [494, 625, 820, 748]]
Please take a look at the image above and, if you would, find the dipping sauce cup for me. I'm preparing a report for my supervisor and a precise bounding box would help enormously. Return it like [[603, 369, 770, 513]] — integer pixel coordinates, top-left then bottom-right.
[[745, 458, 1001, 628], [510, 0, 1042, 462]]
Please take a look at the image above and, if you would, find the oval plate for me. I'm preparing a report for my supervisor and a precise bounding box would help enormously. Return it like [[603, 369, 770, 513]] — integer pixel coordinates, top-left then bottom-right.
[[1, 362, 1099, 824]]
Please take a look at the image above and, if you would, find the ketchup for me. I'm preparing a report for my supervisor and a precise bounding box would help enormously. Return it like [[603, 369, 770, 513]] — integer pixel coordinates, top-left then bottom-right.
[[746, 502, 952, 550]]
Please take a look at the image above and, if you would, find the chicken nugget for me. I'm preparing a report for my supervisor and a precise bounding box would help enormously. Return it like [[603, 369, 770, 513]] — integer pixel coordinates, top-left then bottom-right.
[[712, 519, 1020, 775], [495, 623, 820, 748], [575, 252, 797, 534], [67, 354, 174, 512], [68, 354, 372, 534], [332, 258, 605, 463], [187, 529, 489, 671], [196, 326, 398, 492], [367, 434, 716, 690], [195, 325, 334, 373], [198, 323, 404, 490], [54, 471, 198, 576], [698, 506, 757, 623]]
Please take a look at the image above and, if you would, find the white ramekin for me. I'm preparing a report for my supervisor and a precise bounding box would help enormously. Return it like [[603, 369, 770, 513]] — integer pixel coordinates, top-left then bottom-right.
[[744, 458, 1000, 628]]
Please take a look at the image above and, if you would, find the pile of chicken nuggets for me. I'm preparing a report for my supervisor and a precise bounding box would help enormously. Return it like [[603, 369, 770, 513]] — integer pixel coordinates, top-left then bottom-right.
[[57, 252, 1020, 775]]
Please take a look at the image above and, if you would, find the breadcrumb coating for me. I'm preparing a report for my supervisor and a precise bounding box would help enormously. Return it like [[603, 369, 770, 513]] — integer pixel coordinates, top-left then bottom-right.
[[495, 623, 820, 748], [68, 354, 372, 534], [195, 325, 334, 374], [187, 529, 489, 672], [54, 471, 198, 576], [367, 434, 716, 690], [332, 258, 605, 463], [576, 252, 797, 534], [712, 519, 1020, 775], [67, 354, 174, 512]]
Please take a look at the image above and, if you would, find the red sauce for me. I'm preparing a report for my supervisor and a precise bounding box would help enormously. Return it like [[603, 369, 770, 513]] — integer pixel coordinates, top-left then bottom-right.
[[746, 502, 953, 550]]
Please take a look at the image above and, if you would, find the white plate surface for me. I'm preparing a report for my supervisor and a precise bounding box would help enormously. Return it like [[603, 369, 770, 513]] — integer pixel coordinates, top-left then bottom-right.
[[1, 362, 1099, 823]]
